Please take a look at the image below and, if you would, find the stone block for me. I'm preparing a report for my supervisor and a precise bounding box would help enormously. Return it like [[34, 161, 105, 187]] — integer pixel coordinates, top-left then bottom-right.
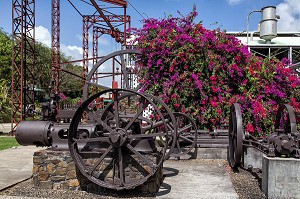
[[39, 171, 49, 181], [33, 150, 45, 156], [33, 156, 43, 164], [58, 161, 68, 168], [38, 166, 46, 172], [32, 165, 39, 174], [262, 155, 300, 199], [61, 181, 69, 189], [67, 162, 76, 170], [54, 167, 67, 175], [50, 159, 61, 164], [53, 183, 61, 190], [66, 170, 76, 179], [68, 179, 80, 187], [47, 163, 56, 174], [65, 156, 73, 163], [50, 175, 66, 182], [39, 180, 53, 189]]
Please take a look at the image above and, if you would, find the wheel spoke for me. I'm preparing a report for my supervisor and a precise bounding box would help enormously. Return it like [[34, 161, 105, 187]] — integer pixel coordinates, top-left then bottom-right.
[[124, 101, 149, 131], [178, 135, 194, 144], [118, 148, 125, 185], [178, 124, 193, 133], [88, 145, 113, 175], [113, 90, 120, 128], [175, 140, 182, 153], [126, 144, 155, 173], [141, 119, 169, 133], [86, 109, 114, 132]]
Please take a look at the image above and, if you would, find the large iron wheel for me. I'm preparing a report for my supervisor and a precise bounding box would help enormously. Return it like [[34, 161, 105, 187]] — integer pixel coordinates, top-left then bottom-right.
[[166, 112, 198, 160], [275, 104, 297, 135], [68, 89, 175, 190], [228, 103, 243, 168]]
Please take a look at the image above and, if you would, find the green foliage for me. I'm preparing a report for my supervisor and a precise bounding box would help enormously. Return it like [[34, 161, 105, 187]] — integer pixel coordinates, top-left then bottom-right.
[[60, 63, 83, 98], [0, 79, 11, 122], [0, 28, 12, 80], [0, 137, 20, 150], [34, 42, 52, 91]]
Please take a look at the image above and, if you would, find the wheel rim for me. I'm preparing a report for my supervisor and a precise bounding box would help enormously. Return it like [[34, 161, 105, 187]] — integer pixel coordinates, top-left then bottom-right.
[[228, 103, 243, 168], [275, 104, 297, 135], [68, 89, 173, 190]]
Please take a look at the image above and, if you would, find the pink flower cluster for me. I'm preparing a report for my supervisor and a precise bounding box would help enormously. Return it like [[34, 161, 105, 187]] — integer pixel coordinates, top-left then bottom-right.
[[132, 6, 300, 135]]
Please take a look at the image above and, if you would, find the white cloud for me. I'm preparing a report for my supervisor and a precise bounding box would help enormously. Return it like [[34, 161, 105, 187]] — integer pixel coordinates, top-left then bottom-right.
[[60, 44, 83, 61], [226, 0, 243, 6], [35, 26, 83, 61], [36, 26, 51, 47], [276, 0, 300, 31]]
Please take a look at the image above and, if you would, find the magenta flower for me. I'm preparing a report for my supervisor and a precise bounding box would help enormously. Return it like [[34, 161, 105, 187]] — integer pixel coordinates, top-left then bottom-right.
[[132, 6, 300, 134]]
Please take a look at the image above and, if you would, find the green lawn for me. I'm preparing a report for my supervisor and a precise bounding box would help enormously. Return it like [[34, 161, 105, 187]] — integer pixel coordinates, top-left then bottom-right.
[[0, 136, 20, 150]]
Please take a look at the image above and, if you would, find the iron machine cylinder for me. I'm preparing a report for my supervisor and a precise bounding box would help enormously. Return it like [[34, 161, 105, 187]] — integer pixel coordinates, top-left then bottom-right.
[[15, 121, 53, 147]]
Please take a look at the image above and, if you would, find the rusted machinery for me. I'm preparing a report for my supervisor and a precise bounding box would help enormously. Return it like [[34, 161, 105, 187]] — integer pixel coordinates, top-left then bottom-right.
[[228, 103, 300, 168], [15, 49, 198, 190]]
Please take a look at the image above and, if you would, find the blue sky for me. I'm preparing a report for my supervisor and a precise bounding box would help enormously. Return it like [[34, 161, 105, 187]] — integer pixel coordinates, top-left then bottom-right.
[[0, 0, 299, 61]]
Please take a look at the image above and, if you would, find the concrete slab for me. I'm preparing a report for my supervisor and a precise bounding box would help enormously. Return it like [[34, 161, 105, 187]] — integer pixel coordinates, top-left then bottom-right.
[[0, 124, 13, 134], [157, 160, 238, 199], [0, 146, 40, 191], [262, 155, 300, 199]]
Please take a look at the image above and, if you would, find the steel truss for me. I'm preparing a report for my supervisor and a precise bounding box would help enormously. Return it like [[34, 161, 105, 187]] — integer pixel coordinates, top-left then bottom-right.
[[11, 0, 35, 132]]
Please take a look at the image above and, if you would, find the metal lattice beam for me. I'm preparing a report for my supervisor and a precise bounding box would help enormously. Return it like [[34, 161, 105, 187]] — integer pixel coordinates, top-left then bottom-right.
[[82, 15, 89, 86], [51, 0, 60, 94], [11, 0, 35, 132]]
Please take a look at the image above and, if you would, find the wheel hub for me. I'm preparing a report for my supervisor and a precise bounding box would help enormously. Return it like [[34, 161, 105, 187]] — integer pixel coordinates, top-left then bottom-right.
[[109, 128, 127, 147]]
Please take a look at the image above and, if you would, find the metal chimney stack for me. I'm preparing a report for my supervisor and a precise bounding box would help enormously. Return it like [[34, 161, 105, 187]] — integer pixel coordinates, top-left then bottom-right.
[[259, 6, 279, 44]]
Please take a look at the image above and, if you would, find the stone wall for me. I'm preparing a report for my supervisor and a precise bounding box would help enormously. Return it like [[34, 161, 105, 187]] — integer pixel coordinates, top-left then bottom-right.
[[32, 149, 163, 195], [33, 149, 80, 190]]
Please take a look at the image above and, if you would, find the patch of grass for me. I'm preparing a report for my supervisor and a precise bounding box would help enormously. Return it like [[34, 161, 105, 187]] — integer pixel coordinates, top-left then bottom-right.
[[0, 136, 20, 150]]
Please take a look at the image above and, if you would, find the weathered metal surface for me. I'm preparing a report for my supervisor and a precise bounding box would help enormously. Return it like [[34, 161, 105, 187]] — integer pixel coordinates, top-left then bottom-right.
[[228, 103, 243, 168], [168, 112, 198, 159], [228, 103, 300, 168], [15, 121, 97, 151], [68, 89, 177, 190]]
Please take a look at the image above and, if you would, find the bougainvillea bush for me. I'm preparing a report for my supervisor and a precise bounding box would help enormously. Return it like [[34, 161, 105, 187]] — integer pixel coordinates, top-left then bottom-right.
[[132, 7, 300, 136]]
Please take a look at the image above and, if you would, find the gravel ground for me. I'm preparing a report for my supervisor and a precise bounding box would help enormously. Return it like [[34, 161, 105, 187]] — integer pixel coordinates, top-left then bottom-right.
[[0, 160, 266, 199], [227, 166, 267, 199]]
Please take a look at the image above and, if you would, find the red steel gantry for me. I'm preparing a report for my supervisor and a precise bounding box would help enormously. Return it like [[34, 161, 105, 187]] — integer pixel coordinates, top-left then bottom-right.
[[11, 0, 130, 131]]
